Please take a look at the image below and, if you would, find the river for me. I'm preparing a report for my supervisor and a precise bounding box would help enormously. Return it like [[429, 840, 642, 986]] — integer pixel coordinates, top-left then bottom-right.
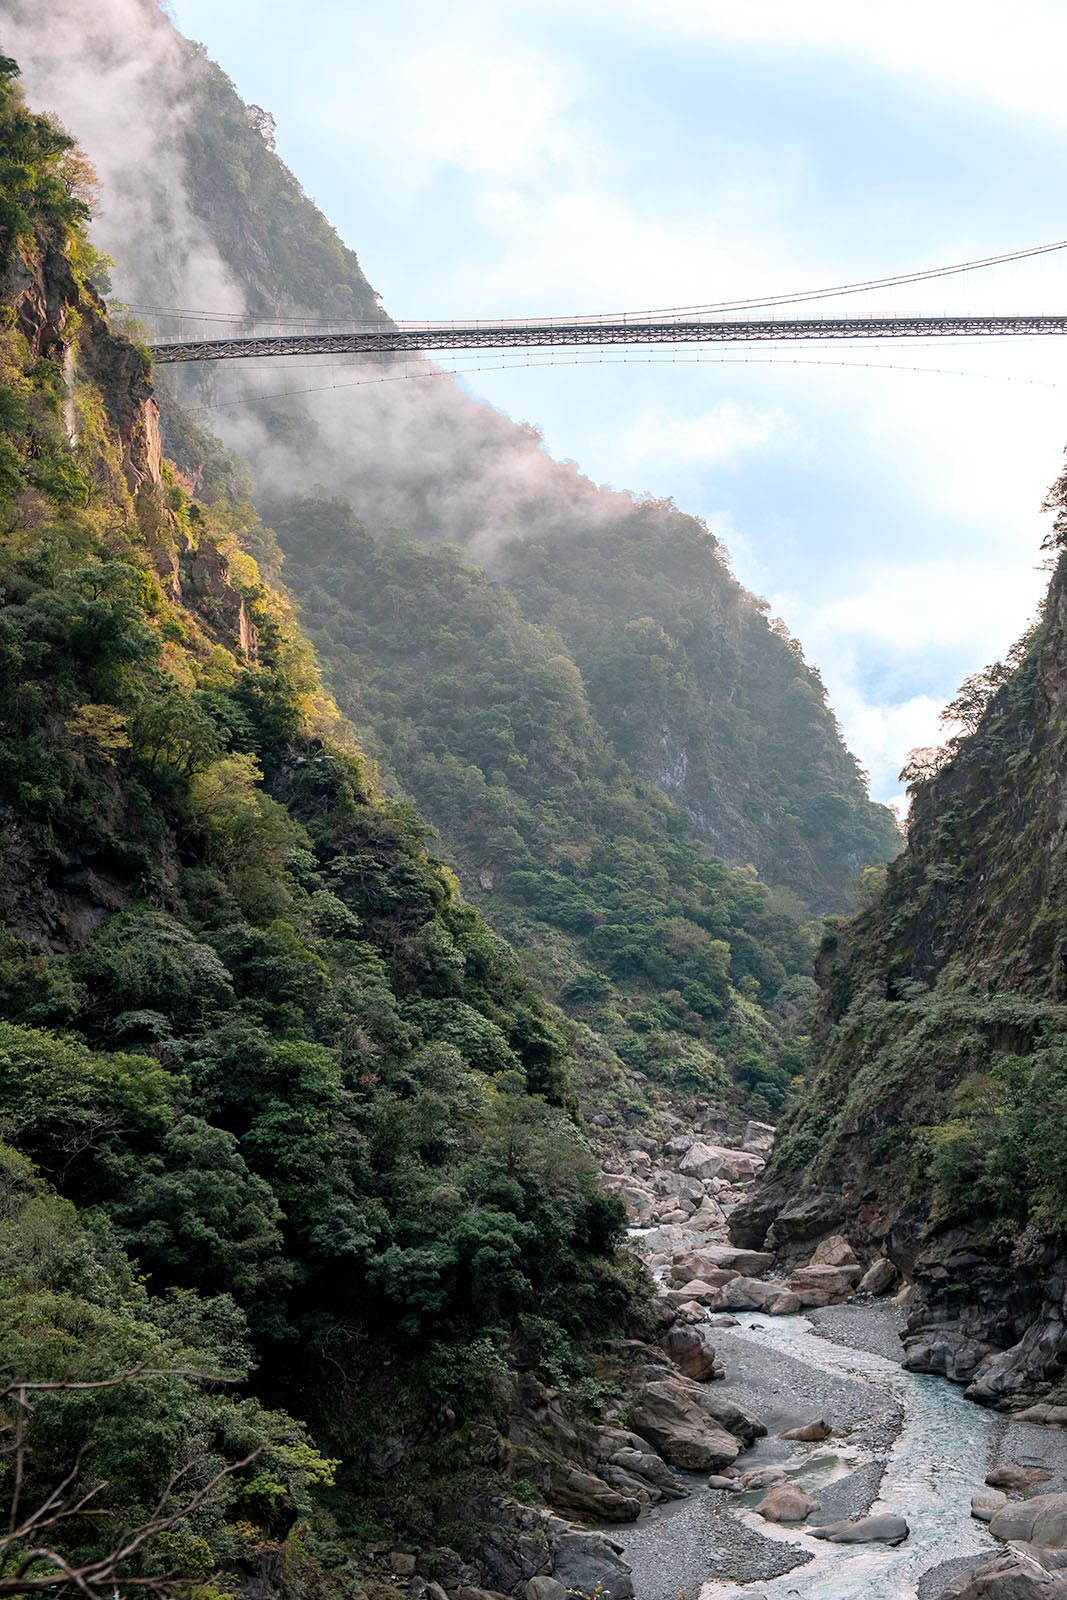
[[620, 1309, 1005, 1600]]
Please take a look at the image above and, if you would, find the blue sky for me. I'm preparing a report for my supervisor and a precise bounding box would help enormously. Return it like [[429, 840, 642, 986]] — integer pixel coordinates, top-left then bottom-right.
[[172, 0, 1067, 805]]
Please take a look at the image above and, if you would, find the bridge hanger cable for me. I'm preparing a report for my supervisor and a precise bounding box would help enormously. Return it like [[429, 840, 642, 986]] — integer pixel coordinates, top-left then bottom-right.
[[126, 235, 1067, 333], [193, 350, 1067, 417]]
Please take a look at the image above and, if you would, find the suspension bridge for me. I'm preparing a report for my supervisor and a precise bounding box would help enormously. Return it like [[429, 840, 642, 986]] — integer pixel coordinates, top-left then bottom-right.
[[147, 312, 1067, 366]]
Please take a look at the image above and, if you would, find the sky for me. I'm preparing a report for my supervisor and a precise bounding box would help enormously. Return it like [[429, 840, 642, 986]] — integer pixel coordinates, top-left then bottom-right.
[[170, 0, 1067, 807]]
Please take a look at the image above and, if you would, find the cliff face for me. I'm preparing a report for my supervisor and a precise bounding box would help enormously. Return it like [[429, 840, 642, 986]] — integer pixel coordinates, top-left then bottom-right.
[[0, 71, 705, 1596], [3, 0, 900, 919], [732, 528, 1067, 1414]]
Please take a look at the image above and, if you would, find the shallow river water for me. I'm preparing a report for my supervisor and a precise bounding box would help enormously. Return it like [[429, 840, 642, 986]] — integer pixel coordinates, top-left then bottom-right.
[[630, 1311, 1004, 1600]]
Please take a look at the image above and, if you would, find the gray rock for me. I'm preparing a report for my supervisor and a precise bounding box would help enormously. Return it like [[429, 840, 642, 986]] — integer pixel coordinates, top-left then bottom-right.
[[942, 1549, 1067, 1598], [627, 1377, 741, 1471], [742, 1120, 776, 1154], [738, 1465, 787, 1491], [809, 1234, 860, 1268], [991, 1494, 1067, 1547], [809, 1514, 909, 1545], [524, 1581, 566, 1600], [692, 1387, 766, 1445], [858, 1256, 899, 1296], [659, 1324, 717, 1382], [550, 1528, 634, 1600], [717, 1275, 781, 1311], [988, 1466, 1053, 1490]]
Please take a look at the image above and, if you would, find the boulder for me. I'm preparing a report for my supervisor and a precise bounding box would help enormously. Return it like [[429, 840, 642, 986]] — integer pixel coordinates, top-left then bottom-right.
[[668, 1264, 738, 1291], [988, 1466, 1053, 1490], [687, 1197, 729, 1234], [628, 1378, 741, 1471], [674, 1299, 709, 1322], [391, 1553, 418, 1576], [524, 1581, 567, 1600], [973, 1491, 1010, 1523], [595, 1427, 689, 1500], [659, 1325, 717, 1382], [692, 1390, 766, 1445], [670, 1250, 740, 1286], [717, 1276, 780, 1311], [548, 1465, 640, 1522], [680, 1143, 763, 1183], [779, 1418, 831, 1442], [755, 1483, 819, 1523], [809, 1514, 909, 1545], [742, 1120, 776, 1155], [991, 1494, 1067, 1547], [617, 1186, 655, 1224], [707, 1473, 740, 1490], [549, 1527, 634, 1600], [810, 1234, 860, 1268], [858, 1256, 899, 1296], [942, 1548, 1067, 1599], [787, 1263, 860, 1307], [697, 1244, 775, 1276], [1014, 1405, 1067, 1427], [666, 1278, 724, 1306], [679, 1142, 733, 1181], [765, 1291, 803, 1316], [738, 1465, 787, 1491], [765, 1191, 845, 1252]]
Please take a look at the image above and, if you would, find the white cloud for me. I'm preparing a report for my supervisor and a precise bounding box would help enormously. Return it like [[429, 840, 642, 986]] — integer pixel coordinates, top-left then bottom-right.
[[593, 0, 1067, 128], [606, 399, 800, 480]]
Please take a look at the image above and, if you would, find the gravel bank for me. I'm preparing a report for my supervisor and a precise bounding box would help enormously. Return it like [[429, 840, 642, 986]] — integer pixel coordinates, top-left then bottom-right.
[[809, 1300, 909, 1363], [618, 1316, 902, 1599]]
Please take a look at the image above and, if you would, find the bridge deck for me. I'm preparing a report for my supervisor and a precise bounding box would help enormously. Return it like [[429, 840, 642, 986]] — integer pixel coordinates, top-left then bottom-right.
[[148, 314, 1067, 364]]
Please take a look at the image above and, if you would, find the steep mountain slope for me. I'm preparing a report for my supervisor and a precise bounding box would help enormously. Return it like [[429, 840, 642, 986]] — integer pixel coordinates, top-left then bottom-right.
[[261, 494, 818, 1121], [3, 0, 899, 919], [733, 511, 1067, 1416], [0, 65, 678, 1596]]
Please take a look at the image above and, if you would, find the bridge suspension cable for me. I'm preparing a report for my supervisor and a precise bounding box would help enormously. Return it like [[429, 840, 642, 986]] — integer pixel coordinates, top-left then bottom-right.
[[149, 313, 1067, 365], [131, 233, 1067, 334]]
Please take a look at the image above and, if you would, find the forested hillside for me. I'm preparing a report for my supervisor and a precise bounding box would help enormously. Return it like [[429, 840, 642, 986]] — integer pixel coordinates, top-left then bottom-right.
[[253, 494, 819, 1121], [733, 508, 1067, 1415], [3, 0, 899, 921], [0, 66, 660, 1596]]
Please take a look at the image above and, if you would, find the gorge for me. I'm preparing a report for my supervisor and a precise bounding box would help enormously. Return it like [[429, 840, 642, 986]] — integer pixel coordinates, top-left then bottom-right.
[[3, 5, 1067, 1600]]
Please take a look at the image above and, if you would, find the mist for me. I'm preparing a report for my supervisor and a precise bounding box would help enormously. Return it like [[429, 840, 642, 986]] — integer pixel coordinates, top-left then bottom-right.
[[2, 0, 666, 563]]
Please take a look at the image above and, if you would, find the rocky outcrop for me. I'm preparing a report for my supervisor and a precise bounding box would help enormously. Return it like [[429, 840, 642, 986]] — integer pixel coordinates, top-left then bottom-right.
[[944, 1549, 1067, 1600], [625, 1377, 741, 1472]]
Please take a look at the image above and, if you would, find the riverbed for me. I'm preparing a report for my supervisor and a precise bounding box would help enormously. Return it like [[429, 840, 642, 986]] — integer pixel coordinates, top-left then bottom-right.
[[618, 1304, 1013, 1600]]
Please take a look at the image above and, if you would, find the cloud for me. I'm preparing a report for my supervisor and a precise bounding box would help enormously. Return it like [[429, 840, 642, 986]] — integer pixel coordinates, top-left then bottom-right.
[[604, 399, 800, 484], [594, 0, 1067, 128]]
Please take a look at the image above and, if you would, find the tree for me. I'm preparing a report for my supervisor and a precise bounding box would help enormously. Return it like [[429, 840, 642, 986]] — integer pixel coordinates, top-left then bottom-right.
[[0, 1369, 260, 1599]]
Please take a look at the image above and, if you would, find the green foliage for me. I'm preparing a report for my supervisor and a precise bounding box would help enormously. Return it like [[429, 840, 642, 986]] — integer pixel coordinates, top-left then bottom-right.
[[0, 122, 651, 1585], [269, 500, 823, 1115]]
